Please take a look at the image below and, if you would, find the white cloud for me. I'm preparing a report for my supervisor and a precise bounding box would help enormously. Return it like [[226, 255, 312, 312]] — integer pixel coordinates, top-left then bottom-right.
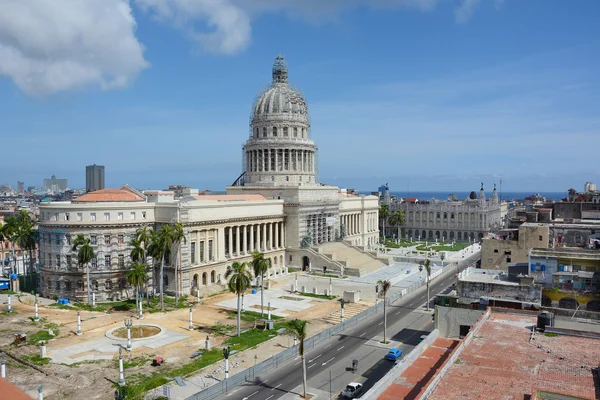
[[134, 0, 484, 55], [0, 0, 149, 96]]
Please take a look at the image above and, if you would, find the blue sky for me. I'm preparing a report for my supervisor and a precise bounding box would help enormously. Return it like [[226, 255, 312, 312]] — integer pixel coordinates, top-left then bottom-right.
[[0, 0, 598, 193]]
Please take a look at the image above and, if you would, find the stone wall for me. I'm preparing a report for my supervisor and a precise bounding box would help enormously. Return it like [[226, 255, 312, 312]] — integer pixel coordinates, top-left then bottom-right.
[[457, 280, 542, 303], [435, 306, 485, 339]]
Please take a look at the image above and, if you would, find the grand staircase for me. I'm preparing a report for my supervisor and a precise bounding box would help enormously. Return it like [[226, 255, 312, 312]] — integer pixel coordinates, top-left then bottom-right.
[[315, 242, 388, 277]]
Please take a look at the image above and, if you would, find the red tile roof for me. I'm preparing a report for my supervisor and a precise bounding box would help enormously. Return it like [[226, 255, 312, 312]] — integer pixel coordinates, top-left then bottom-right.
[[0, 378, 31, 400], [193, 194, 267, 201], [74, 188, 145, 202], [404, 198, 419, 203]]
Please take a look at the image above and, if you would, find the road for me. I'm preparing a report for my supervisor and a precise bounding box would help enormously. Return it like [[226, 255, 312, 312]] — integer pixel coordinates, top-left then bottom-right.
[[227, 263, 466, 400]]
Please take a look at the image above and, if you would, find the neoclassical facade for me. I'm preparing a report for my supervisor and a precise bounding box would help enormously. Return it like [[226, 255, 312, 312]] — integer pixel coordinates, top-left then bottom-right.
[[392, 185, 507, 242], [38, 56, 379, 301]]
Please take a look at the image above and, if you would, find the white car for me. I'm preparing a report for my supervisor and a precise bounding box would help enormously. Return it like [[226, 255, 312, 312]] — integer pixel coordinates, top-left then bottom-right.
[[342, 382, 363, 398]]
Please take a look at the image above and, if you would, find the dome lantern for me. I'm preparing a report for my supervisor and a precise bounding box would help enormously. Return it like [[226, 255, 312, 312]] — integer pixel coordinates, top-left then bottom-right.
[[272, 55, 288, 85]]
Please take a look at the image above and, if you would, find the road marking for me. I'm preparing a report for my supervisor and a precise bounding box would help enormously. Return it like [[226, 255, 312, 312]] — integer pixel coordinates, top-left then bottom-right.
[[322, 357, 335, 366], [294, 361, 301, 366], [261, 380, 269, 385], [396, 312, 401, 316], [309, 354, 322, 363], [272, 384, 282, 391], [242, 390, 258, 400], [337, 346, 344, 351], [360, 332, 366, 337], [266, 396, 274, 400], [324, 343, 331, 349], [378, 322, 383, 326], [308, 363, 316, 369]]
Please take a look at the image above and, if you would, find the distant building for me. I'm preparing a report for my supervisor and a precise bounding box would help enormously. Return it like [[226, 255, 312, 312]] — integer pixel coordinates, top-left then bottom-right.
[[167, 185, 191, 198], [481, 222, 549, 270], [26, 186, 35, 193], [43, 175, 68, 192], [584, 181, 596, 192], [86, 164, 105, 192], [17, 181, 24, 194]]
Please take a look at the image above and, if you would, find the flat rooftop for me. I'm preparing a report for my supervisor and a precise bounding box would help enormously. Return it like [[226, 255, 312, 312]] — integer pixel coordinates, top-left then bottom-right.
[[531, 247, 600, 261], [458, 268, 519, 286], [428, 311, 600, 400]]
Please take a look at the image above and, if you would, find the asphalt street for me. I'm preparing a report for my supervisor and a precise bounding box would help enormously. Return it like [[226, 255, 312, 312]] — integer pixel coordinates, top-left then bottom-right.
[[227, 260, 470, 400]]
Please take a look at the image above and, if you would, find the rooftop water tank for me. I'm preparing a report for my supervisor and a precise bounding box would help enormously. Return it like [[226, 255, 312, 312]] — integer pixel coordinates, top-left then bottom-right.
[[537, 311, 553, 331]]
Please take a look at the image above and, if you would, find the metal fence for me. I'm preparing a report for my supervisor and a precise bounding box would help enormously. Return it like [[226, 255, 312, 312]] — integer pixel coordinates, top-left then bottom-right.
[[186, 253, 481, 400]]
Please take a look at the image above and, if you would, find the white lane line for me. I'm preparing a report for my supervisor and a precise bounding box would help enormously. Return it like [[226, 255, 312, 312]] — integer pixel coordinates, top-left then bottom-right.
[[308, 363, 316, 369], [272, 384, 282, 391], [324, 343, 331, 349], [396, 312, 401, 315], [294, 361, 301, 366], [309, 354, 322, 363], [360, 332, 366, 337], [245, 390, 259, 399], [378, 322, 383, 326], [261, 380, 269, 385], [337, 346, 344, 351], [266, 396, 274, 400], [322, 357, 335, 366]]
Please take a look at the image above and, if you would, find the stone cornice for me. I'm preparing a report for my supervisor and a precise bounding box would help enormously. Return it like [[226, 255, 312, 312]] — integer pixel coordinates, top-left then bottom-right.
[[38, 222, 154, 230], [181, 214, 285, 228]]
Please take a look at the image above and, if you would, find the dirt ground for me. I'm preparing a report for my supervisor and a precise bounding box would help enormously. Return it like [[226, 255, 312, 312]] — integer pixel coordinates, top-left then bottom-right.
[[0, 275, 363, 400]]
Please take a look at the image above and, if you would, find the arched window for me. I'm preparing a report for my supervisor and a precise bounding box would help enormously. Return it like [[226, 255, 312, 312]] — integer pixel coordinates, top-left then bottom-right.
[[202, 272, 207, 285], [293, 127, 298, 137], [451, 213, 455, 219], [436, 212, 441, 219], [443, 213, 447, 219], [211, 270, 216, 284], [283, 127, 288, 136], [92, 280, 99, 291], [263, 127, 267, 137], [273, 127, 278, 137], [274, 257, 278, 265], [286, 176, 289, 181], [105, 280, 112, 290], [55, 281, 60, 290]]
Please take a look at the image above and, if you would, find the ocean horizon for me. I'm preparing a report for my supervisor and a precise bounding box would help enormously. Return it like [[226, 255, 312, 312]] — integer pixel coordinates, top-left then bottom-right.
[[360, 191, 566, 202]]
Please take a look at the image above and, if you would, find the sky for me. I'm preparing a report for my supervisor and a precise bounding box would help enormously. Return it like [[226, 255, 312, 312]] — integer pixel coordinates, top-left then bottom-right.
[[0, 0, 599, 193]]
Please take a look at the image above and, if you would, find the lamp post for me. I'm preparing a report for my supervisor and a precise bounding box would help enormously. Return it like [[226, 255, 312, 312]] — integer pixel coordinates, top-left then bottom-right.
[[76, 311, 82, 336], [139, 299, 143, 320], [92, 290, 96, 308], [37, 384, 43, 400], [340, 299, 345, 323], [196, 286, 201, 305], [440, 253, 445, 269], [375, 283, 379, 305], [34, 294, 39, 321], [7, 293, 11, 313], [189, 306, 194, 331], [118, 346, 125, 386], [267, 302, 271, 321], [124, 319, 133, 350], [223, 346, 231, 379]]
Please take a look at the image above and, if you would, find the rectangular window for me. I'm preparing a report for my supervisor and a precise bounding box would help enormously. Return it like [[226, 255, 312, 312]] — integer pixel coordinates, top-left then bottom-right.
[[90, 235, 97, 245], [539, 235, 543, 241], [118, 254, 124, 267], [56, 254, 60, 266], [55, 235, 61, 245], [504, 251, 511, 255], [105, 255, 111, 267], [91, 258, 97, 268], [142, 211, 147, 219], [104, 235, 111, 245], [191, 242, 196, 263], [506, 257, 512, 263], [66, 234, 71, 245], [66, 255, 72, 267], [104, 213, 110, 221], [90, 213, 96, 221], [494, 249, 498, 253], [48, 254, 53, 267], [208, 240, 213, 261], [118, 212, 123, 220], [65, 213, 70, 221], [130, 212, 136, 220], [77, 213, 82, 221], [65, 281, 71, 291], [118, 234, 124, 244], [199, 241, 205, 263]]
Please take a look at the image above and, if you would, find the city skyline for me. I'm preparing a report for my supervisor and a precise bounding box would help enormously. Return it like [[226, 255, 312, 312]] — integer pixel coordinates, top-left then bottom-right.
[[0, 0, 599, 191]]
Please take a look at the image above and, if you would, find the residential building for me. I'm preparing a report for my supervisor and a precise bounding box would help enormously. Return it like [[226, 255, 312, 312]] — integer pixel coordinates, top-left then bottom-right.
[[481, 222, 549, 270], [17, 181, 24, 194], [85, 164, 105, 192], [43, 175, 68, 192]]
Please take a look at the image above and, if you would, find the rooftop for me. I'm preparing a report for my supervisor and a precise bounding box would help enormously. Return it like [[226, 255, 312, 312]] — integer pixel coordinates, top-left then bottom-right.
[[192, 194, 267, 202], [531, 247, 600, 261], [0, 378, 31, 400], [458, 267, 519, 286], [73, 185, 145, 203], [428, 310, 600, 400]]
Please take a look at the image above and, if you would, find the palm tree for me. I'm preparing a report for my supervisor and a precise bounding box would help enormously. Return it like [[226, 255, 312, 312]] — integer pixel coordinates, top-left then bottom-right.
[[13, 211, 37, 290], [134, 226, 153, 305], [127, 262, 148, 311], [285, 319, 309, 398], [388, 210, 406, 242], [72, 235, 95, 304], [421, 258, 432, 311], [150, 225, 175, 312], [2, 216, 20, 275], [251, 251, 271, 318], [379, 204, 389, 242], [377, 279, 391, 344], [171, 222, 187, 306], [225, 261, 252, 337]]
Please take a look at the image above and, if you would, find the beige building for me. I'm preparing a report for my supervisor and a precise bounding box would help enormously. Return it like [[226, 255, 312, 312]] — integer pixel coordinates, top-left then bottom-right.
[[37, 56, 380, 301], [480, 223, 549, 270]]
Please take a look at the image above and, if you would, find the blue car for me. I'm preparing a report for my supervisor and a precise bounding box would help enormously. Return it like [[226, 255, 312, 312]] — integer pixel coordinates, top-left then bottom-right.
[[385, 348, 403, 361]]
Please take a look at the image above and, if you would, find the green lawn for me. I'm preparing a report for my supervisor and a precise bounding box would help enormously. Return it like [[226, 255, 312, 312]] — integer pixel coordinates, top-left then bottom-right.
[[21, 354, 51, 366], [28, 328, 58, 345], [227, 310, 283, 322], [298, 292, 336, 300], [47, 296, 187, 314]]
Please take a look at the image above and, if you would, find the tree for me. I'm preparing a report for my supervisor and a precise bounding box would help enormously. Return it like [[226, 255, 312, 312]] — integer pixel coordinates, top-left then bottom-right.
[[421, 258, 432, 311], [134, 226, 153, 305], [72, 235, 95, 304], [171, 222, 187, 306], [377, 279, 391, 344], [251, 251, 271, 318], [379, 204, 389, 241], [149, 225, 175, 312], [127, 262, 148, 312], [225, 261, 252, 337], [1, 215, 20, 275], [388, 210, 406, 242], [285, 319, 309, 398]]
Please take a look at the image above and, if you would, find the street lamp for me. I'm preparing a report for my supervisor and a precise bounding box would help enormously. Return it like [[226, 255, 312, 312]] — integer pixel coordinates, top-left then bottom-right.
[[223, 346, 231, 379], [124, 319, 133, 350], [418, 263, 423, 283], [440, 253, 445, 269]]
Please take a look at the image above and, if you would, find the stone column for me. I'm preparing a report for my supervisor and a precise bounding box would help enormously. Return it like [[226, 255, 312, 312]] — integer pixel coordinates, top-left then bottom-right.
[[243, 225, 247, 254], [262, 223, 267, 251], [282, 223, 285, 247], [250, 224, 254, 252], [203, 232, 209, 262], [269, 222, 273, 250], [235, 226, 240, 256], [275, 222, 279, 248], [275, 149, 279, 172], [228, 227, 233, 258]]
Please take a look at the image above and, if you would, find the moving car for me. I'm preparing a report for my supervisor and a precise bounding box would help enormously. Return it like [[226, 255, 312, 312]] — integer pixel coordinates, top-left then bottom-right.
[[342, 382, 363, 398], [385, 348, 403, 361]]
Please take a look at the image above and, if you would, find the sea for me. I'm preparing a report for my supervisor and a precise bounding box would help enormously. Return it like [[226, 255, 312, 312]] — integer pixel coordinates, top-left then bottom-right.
[[362, 191, 566, 202]]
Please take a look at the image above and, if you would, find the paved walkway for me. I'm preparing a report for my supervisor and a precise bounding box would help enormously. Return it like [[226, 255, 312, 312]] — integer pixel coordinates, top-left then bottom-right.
[[215, 287, 323, 317]]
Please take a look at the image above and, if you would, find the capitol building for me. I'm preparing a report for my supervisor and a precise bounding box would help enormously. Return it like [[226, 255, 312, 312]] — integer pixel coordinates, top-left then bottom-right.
[[37, 56, 380, 302]]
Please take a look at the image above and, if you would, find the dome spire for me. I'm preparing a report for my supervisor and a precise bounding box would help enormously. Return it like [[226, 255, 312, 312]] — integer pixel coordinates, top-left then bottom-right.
[[272, 54, 288, 85]]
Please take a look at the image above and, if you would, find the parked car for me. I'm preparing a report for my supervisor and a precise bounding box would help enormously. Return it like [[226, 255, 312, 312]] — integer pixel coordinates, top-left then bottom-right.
[[385, 348, 403, 361], [342, 382, 363, 398]]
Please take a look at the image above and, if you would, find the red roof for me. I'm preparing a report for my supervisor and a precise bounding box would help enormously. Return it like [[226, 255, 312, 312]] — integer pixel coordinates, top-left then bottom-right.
[[74, 188, 145, 203], [0, 379, 31, 400], [404, 198, 419, 203]]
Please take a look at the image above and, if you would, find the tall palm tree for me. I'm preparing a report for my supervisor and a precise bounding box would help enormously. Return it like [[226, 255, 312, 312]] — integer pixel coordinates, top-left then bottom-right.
[[14, 211, 37, 290], [388, 210, 406, 242], [72, 235, 95, 304], [127, 262, 148, 311], [130, 238, 146, 311], [285, 319, 309, 398], [171, 222, 187, 306], [225, 261, 252, 337], [251, 251, 271, 318], [150, 225, 175, 312], [379, 204, 389, 242], [421, 258, 432, 311], [2, 216, 20, 275], [377, 279, 391, 344], [134, 226, 153, 305]]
